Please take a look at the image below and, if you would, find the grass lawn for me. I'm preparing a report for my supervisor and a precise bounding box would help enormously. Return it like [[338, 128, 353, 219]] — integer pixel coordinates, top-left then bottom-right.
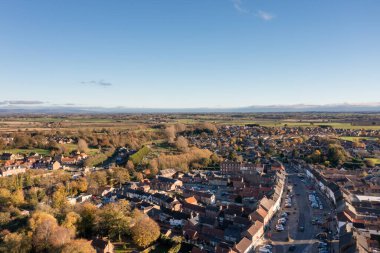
[[339, 136, 379, 142], [365, 158, 380, 165], [113, 241, 139, 253], [62, 143, 99, 155], [0, 148, 50, 155]]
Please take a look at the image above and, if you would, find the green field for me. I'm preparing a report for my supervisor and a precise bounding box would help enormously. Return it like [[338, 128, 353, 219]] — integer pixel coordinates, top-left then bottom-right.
[[339, 136, 379, 142], [62, 143, 99, 155], [1, 144, 99, 156], [365, 158, 380, 165], [0, 148, 50, 155]]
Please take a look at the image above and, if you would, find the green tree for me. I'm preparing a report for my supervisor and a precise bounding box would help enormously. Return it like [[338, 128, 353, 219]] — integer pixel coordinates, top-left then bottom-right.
[[98, 200, 131, 241]]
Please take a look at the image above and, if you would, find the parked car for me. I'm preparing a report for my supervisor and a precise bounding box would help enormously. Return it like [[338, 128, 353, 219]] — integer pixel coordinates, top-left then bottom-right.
[[259, 247, 271, 253]]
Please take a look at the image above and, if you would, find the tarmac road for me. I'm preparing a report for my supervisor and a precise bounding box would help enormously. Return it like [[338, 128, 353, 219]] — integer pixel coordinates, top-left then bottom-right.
[[263, 166, 320, 253]]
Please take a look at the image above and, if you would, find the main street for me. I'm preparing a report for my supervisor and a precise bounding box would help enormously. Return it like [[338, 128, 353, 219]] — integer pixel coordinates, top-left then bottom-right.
[[259, 166, 332, 253]]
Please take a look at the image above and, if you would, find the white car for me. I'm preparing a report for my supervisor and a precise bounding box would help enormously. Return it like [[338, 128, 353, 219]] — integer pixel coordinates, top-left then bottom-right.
[[259, 248, 271, 253], [319, 205, 323, 210], [276, 224, 284, 231], [263, 244, 273, 249]]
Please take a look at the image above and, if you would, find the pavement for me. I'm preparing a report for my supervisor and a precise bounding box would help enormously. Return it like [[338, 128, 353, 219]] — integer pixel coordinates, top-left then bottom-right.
[[257, 166, 336, 253]]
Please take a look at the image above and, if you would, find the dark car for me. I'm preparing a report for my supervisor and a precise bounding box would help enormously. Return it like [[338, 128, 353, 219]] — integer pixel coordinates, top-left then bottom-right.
[[288, 245, 296, 251]]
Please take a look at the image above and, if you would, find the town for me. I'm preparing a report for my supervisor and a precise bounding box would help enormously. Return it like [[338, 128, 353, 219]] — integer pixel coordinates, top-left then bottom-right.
[[0, 114, 379, 253]]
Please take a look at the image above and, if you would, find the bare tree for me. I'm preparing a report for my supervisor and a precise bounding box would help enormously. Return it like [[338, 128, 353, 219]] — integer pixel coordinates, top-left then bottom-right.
[[175, 136, 189, 152], [77, 139, 89, 153]]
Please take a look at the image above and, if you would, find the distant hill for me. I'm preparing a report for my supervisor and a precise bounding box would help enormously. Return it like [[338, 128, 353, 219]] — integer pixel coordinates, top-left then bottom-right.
[[1, 103, 380, 114]]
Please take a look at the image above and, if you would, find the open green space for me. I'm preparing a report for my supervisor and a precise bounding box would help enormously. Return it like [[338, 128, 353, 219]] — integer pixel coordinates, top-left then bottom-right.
[[0, 148, 50, 155], [365, 158, 380, 165], [339, 136, 379, 142]]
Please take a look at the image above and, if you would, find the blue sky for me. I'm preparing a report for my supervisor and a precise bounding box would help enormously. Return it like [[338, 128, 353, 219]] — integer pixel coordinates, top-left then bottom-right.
[[0, 0, 379, 108]]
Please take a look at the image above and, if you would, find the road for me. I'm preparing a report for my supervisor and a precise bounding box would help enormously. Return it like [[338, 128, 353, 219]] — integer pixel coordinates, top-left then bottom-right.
[[260, 166, 325, 253]]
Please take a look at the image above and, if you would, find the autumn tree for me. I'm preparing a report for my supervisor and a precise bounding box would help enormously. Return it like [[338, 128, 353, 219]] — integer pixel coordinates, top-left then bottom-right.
[[98, 200, 131, 241], [10, 189, 25, 206], [365, 159, 376, 168], [61, 239, 96, 253], [78, 139, 89, 153], [109, 167, 130, 187], [131, 213, 160, 248], [175, 136, 189, 152], [52, 185, 67, 209], [0, 188, 11, 206], [0, 212, 11, 226], [76, 202, 98, 238], [1, 232, 32, 253], [165, 125, 176, 144], [62, 211, 81, 236]]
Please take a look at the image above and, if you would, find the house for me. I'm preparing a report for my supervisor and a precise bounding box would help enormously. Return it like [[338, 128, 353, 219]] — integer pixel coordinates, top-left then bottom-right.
[[244, 220, 264, 246], [91, 238, 114, 253], [224, 226, 241, 243], [150, 176, 183, 191], [49, 161, 61, 170], [0, 165, 26, 177], [61, 156, 78, 165], [249, 206, 268, 225], [152, 193, 181, 211], [220, 162, 256, 175], [185, 196, 198, 205], [160, 168, 177, 178], [233, 237, 253, 253], [0, 153, 16, 161]]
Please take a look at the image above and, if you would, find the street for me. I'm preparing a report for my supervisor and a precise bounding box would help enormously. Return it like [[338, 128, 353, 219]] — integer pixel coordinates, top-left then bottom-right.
[[258, 166, 335, 253]]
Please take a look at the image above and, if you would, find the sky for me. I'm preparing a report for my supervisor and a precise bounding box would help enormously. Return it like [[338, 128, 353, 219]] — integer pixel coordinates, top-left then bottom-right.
[[0, 0, 379, 109]]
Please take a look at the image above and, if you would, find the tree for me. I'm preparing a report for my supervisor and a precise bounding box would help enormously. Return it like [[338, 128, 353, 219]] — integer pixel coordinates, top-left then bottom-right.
[[52, 185, 67, 209], [165, 125, 176, 144], [76, 202, 98, 238], [11, 189, 25, 206], [78, 139, 89, 153], [365, 159, 376, 168], [62, 211, 81, 236], [110, 167, 130, 187], [98, 201, 131, 241], [175, 136, 189, 152], [48, 226, 72, 249], [29, 211, 57, 231], [1, 232, 31, 253], [134, 172, 143, 181], [0, 188, 11, 206], [131, 214, 160, 248], [0, 212, 11, 226], [327, 144, 348, 166], [32, 216, 58, 252], [61, 239, 96, 253]]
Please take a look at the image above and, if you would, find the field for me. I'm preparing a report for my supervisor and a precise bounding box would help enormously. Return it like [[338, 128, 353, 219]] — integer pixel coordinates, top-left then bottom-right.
[[339, 136, 379, 142], [1, 113, 380, 132], [0, 148, 50, 155], [0, 144, 99, 156], [365, 158, 380, 165]]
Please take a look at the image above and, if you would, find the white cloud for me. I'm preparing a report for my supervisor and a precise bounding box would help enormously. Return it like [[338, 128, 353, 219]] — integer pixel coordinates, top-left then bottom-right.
[[81, 79, 113, 87], [256, 10, 275, 21], [232, 0, 249, 13]]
